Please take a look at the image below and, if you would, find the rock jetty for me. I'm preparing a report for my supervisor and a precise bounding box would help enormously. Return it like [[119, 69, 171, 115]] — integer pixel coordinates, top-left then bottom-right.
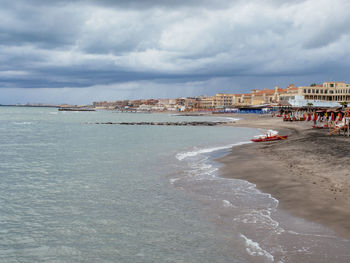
[[93, 121, 231, 126]]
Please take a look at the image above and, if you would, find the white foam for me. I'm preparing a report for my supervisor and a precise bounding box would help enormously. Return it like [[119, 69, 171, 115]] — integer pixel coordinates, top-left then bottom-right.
[[169, 178, 180, 184], [215, 117, 240, 122], [240, 234, 274, 262], [13, 122, 32, 125], [176, 141, 251, 161], [234, 209, 284, 234], [287, 230, 338, 239], [222, 200, 235, 208], [224, 117, 240, 122]]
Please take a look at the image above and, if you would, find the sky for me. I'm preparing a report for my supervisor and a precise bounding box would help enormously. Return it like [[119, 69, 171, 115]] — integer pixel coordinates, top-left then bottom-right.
[[0, 0, 350, 104]]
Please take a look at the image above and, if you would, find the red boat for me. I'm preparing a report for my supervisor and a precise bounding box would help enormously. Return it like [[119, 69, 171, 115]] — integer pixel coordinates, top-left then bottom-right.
[[251, 135, 288, 142]]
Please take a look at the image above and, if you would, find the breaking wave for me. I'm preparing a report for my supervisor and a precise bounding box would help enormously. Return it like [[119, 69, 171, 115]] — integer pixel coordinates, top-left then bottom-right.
[[175, 141, 251, 161]]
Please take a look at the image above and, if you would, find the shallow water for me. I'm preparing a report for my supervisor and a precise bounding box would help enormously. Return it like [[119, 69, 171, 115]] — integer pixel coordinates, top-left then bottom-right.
[[174, 134, 350, 263], [0, 107, 349, 262]]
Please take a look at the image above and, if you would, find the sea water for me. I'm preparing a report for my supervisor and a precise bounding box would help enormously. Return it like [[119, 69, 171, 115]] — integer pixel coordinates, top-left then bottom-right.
[[0, 107, 349, 263]]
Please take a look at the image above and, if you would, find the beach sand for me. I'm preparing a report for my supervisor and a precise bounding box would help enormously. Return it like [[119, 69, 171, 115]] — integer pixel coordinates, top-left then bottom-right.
[[218, 114, 350, 238]]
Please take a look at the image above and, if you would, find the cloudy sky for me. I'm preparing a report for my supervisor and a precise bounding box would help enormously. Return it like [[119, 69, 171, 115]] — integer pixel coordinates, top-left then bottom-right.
[[0, 0, 349, 104]]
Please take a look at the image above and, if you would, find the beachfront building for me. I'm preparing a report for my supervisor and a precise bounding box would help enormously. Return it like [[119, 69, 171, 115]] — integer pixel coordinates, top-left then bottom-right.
[[249, 85, 299, 106], [285, 82, 349, 107], [199, 96, 216, 109], [276, 84, 299, 101], [184, 97, 200, 110], [174, 97, 200, 111], [156, 99, 177, 111], [198, 94, 237, 109], [251, 89, 273, 105], [235, 93, 253, 106], [214, 93, 236, 108], [93, 100, 130, 109], [299, 82, 350, 102]]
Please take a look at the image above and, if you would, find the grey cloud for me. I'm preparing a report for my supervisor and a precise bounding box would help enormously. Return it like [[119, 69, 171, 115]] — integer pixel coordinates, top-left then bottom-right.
[[0, 0, 350, 104], [13, 0, 236, 9], [0, 2, 83, 48]]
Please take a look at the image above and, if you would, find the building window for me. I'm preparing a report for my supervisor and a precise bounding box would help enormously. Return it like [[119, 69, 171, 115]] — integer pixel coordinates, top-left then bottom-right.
[[330, 90, 334, 94], [320, 90, 323, 94], [304, 89, 306, 93], [316, 89, 319, 94], [330, 84, 334, 87], [308, 89, 311, 93], [312, 89, 315, 93], [325, 90, 328, 94]]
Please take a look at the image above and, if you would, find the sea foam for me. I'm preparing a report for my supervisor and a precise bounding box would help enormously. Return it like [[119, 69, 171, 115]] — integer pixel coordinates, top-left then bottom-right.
[[13, 122, 32, 125], [175, 141, 251, 161], [240, 234, 274, 262]]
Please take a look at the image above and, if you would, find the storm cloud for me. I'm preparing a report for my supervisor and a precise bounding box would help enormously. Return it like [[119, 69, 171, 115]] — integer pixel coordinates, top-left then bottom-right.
[[0, 0, 349, 104]]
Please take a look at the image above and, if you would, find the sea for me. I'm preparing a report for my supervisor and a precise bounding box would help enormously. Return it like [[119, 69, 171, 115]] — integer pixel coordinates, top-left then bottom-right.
[[0, 106, 349, 263]]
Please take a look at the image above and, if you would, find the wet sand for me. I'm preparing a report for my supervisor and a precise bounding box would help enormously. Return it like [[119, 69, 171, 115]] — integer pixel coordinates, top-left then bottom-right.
[[218, 114, 350, 238]]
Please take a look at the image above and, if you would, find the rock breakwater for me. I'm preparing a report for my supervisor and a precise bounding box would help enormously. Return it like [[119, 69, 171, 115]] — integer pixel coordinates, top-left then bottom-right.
[[92, 121, 231, 126]]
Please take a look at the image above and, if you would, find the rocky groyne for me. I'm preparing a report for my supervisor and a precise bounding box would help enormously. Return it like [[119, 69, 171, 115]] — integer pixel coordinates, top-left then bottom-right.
[[92, 121, 232, 126]]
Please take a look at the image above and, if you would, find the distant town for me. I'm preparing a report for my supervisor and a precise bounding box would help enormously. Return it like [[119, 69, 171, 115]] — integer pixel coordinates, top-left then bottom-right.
[[92, 81, 349, 112], [3, 81, 349, 112]]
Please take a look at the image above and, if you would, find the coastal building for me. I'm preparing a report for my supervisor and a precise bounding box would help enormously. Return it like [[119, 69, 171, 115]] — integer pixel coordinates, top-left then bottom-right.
[[299, 82, 350, 102], [93, 100, 130, 109], [156, 99, 177, 111], [199, 96, 216, 109], [251, 89, 274, 105], [138, 104, 153, 111], [184, 97, 200, 110], [247, 82, 347, 108], [172, 97, 200, 111], [197, 94, 236, 109], [214, 93, 236, 108], [285, 82, 349, 107], [235, 93, 253, 106]]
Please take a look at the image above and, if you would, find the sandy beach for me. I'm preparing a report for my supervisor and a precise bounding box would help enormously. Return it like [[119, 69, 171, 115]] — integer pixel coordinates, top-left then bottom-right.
[[218, 114, 350, 238]]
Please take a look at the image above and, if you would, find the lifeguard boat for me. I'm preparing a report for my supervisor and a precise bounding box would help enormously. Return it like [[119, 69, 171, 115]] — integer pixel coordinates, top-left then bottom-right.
[[251, 134, 288, 142]]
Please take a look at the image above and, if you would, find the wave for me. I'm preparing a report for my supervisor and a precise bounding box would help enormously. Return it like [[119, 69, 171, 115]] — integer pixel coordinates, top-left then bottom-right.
[[217, 117, 240, 122], [240, 234, 274, 262], [13, 122, 32, 125], [222, 200, 236, 208], [233, 209, 283, 233], [169, 178, 180, 184], [175, 141, 251, 161], [226, 117, 240, 122]]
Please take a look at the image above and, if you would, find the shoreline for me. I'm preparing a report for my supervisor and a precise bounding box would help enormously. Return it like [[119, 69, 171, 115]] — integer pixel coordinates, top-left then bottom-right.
[[216, 114, 350, 239]]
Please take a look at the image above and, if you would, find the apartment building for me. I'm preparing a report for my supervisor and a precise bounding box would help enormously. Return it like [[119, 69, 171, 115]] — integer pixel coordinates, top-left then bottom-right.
[[214, 93, 236, 108], [199, 96, 215, 109], [299, 82, 350, 102]]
